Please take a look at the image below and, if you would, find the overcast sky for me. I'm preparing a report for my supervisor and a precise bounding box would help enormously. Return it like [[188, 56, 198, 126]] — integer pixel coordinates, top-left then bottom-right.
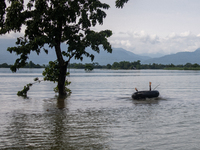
[[2, 0, 200, 57], [95, 0, 200, 56]]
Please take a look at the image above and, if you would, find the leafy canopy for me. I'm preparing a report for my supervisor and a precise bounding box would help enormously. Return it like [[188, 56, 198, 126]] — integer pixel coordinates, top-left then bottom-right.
[[0, 0, 129, 71], [115, 0, 129, 8], [0, 0, 117, 71]]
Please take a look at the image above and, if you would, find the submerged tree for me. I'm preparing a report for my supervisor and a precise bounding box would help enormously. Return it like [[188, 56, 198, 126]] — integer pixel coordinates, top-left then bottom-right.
[[0, 0, 128, 97], [85, 63, 94, 71]]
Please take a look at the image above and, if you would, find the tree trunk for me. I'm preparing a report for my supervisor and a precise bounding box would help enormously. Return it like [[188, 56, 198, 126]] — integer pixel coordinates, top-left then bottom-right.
[[54, 37, 68, 97], [55, 52, 67, 96], [57, 63, 67, 96]]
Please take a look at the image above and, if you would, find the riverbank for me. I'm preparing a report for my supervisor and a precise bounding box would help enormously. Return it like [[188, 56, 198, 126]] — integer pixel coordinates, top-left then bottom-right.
[[1, 61, 200, 70]]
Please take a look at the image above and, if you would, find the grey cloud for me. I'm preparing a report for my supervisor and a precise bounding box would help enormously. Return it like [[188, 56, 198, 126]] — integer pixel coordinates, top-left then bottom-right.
[[110, 31, 200, 56]]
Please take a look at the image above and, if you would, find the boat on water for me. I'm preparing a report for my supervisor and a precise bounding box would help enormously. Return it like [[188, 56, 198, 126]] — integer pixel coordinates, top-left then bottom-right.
[[132, 90, 159, 100], [132, 82, 160, 100]]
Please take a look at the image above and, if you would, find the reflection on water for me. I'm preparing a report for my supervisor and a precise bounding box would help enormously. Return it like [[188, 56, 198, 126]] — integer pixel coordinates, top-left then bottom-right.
[[1, 69, 200, 149], [56, 96, 67, 109], [132, 97, 160, 105], [3, 97, 111, 150]]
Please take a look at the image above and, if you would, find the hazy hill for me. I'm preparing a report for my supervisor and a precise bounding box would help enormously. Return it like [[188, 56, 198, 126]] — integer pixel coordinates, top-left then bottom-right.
[[1, 38, 200, 65], [142, 48, 200, 65], [0, 41, 150, 65], [70, 48, 151, 65]]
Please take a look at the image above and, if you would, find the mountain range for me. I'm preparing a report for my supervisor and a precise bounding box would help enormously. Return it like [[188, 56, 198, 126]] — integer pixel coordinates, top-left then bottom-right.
[[142, 48, 200, 65], [0, 44, 151, 65], [1, 38, 200, 65], [69, 47, 151, 65], [70, 48, 200, 65]]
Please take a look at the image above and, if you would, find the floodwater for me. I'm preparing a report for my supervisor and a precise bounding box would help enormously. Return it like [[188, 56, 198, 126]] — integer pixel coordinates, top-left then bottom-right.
[[1, 68, 200, 149]]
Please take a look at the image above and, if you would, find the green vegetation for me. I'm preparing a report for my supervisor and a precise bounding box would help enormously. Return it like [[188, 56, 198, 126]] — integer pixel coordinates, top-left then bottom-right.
[[69, 62, 107, 69], [25, 61, 44, 68], [164, 63, 200, 70], [0, 63, 12, 68], [85, 64, 94, 71], [1, 61, 200, 70], [1, 0, 128, 97], [0, 61, 44, 68], [69, 61, 200, 70], [17, 77, 42, 97]]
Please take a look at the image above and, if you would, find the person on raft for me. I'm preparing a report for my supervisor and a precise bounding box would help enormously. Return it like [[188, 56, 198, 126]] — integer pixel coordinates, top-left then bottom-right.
[[149, 82, 151, 91]]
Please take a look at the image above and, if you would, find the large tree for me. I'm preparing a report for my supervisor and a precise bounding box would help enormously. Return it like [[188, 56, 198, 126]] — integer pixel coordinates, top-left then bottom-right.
[[0, 0, 128, 97]]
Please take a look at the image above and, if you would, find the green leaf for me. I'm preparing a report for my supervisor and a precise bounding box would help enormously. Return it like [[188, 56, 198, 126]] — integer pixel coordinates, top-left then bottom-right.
[[115, 0, 129, 8]]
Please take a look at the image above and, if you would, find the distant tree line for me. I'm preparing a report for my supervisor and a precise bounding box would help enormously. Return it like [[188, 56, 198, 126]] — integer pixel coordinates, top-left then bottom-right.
[[109, 60, 169, 69], [1, 61, 200, 70], [0, 61, 44, 68], [69, 61, 200, 70], [164, 63, 200, 70], [69, 62, 107, 69], [68, 60, 164, 69], [0, 63, 12, 68]]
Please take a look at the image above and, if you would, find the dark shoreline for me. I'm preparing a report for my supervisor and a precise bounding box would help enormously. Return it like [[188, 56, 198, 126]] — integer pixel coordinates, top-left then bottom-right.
[[1, 61, 200, 70]]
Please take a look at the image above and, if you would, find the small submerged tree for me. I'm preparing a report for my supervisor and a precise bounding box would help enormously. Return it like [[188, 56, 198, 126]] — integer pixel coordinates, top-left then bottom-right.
[[0, 0, 128, 97], [85, 63, 94, 71]]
